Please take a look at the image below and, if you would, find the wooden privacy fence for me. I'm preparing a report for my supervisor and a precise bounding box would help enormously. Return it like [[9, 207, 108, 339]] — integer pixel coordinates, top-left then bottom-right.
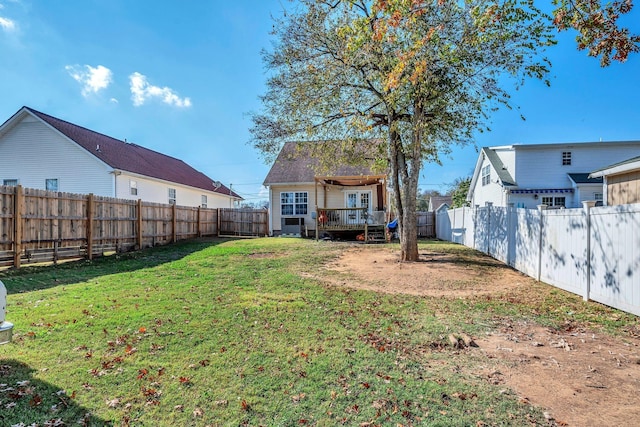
[[0, 185, 267, 269], [416, 211, 435, 238]]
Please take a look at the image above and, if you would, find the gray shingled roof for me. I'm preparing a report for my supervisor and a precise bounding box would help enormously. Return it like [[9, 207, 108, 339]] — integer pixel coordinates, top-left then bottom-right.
[[567, 173, 603, 184], [483, 148, 516, 186], [263, 141, 381, 185], [13, 107, 240, 198]]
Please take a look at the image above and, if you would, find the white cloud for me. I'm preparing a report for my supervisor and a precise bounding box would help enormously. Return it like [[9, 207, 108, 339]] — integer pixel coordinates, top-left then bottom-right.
[[129, 72, 192, 108], [110, 98, 119, 104], [0, 16, 16, 31], [65, 64, 113, 97]]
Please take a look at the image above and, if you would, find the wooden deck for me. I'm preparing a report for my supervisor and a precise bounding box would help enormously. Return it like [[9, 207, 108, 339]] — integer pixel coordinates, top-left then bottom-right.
[[316, 208, 387, 241]]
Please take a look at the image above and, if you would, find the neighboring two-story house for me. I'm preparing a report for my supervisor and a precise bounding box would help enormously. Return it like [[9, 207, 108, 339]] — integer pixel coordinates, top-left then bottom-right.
[[467, 141, 640, 209], [0, 106, 241, 208]]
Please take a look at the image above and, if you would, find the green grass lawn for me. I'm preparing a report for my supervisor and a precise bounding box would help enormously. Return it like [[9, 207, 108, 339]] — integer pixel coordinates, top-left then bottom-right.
[[0, 238, 637, 426]]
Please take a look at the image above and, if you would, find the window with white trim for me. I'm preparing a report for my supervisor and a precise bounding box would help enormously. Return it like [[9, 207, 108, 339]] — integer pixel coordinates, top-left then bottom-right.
[[3, 179, 18, 186], [168, 188, 176, 205], [130, 180, 138, 196], [542, 196, 566, 207], [562, 151, 571, 165], [201, 195, 207, 208], [46, 178, 59, 191], [281, 191, 308, 215], [481, 165, 491, 186]]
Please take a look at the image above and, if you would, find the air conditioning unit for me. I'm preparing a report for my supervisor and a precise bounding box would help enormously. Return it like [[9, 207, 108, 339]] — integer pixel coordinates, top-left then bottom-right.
[[0, 280, 13, 345], [281, 217, 304, 236]]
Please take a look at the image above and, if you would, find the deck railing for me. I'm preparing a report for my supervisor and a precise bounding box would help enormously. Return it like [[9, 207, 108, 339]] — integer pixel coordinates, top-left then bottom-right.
[[317, 208, 386, 231]]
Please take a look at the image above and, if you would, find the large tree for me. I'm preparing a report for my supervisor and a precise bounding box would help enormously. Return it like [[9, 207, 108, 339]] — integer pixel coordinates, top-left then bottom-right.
[[251, 0, 555, 261]]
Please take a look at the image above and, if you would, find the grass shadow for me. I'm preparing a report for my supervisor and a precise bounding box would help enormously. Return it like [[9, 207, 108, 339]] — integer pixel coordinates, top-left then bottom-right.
[[0, 359, 110, 426], [0, 237, 234, 294]]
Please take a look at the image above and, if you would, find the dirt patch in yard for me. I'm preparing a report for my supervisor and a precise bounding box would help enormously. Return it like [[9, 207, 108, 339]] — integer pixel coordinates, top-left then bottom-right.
[[324, 245, 530, 298], [321, 245, 640, 426]]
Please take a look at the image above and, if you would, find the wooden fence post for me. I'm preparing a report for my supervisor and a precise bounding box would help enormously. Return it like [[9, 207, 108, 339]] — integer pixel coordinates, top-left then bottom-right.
[[217, 209, 221, 237], [137, 199, 143, 249], [13, 185, 22, 269], [87, 194, 94, 260], [172, 203, 177, 243], [197, 206, 202, 238]]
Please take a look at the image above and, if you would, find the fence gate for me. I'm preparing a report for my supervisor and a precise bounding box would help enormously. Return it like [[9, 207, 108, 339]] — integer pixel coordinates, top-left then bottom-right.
[[219, 208, 268, 237], [417, 211, 435, 238]]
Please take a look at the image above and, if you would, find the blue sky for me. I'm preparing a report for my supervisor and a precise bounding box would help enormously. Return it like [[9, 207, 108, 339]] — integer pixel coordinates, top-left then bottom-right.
[[1, 0, 639, 201]]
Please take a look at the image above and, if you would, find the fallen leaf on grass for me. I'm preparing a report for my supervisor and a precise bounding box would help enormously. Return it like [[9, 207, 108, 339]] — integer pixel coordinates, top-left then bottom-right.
[[193, 407, 204, 417], [29, 394, 43, 407], [106, 398, 120, 408]]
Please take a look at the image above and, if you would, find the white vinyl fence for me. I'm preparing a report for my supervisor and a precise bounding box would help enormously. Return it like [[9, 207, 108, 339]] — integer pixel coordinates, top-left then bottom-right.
[[436, 203, 640, 316]]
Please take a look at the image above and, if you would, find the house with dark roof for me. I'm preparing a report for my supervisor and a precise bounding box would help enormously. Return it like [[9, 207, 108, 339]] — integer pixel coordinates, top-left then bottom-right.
[[590, 155, 640, 205], [263, 141, 389, 238], [467, 141, 640, 209], [428, 195, 452, 212], [0, 107, 241, 208]]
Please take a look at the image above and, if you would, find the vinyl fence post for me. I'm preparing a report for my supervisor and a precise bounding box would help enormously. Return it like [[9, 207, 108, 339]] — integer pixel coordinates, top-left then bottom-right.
[[485, 202, 493, 255], [537, 204, 547, 282], [473, 205, 479, 250], [582, 201, 596, 301]]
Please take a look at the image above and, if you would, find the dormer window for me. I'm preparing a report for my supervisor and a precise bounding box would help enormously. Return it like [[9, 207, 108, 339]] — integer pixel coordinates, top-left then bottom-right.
[[562, 151, 571, 166]]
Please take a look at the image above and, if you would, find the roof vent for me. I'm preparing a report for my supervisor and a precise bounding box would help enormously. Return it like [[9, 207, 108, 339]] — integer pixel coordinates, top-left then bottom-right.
[[96, 144, 101, 152]]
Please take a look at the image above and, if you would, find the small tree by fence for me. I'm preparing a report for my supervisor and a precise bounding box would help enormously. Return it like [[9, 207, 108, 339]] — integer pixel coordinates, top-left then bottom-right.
[[0, 185, 268, 269], [436, 203, 640, 317]]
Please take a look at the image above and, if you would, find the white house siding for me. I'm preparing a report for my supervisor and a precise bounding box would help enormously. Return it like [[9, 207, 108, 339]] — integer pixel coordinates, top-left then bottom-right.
[[114, 173, 232, 208], [470, 158, 506, 207], [269, 183, 317, 235], [0, 116, 113, 195], [514, 145, 640, 189]]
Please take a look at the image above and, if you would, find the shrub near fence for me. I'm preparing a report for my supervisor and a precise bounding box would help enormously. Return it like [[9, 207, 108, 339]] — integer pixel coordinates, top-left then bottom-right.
[[436, 203, 640, 317], [0, 185, 267, 269]]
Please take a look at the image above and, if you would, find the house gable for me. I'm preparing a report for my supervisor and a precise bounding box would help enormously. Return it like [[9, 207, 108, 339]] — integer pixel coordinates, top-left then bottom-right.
[[263, 141, 382, 185], [0, 111, 113, 195]]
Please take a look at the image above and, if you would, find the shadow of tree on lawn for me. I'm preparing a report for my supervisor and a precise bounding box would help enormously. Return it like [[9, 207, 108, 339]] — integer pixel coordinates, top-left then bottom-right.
[[0, 359, 110, 426], [1, 237, 235, 295]]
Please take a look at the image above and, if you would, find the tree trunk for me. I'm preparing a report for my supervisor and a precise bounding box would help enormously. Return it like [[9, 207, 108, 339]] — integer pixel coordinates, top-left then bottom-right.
[[388, 117, 420, 262], [399, 181, 419, 261]]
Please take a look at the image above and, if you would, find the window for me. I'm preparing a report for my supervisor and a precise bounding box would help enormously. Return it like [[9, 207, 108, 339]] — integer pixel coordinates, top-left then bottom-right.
[[201, 195, 207, 208], [168, 188, 176, 205], [46, 178, 59, 191], [281, 191, 308, 215], [542, 196, 565, 207], [562, 151, 571, 165], [360, 192, 370, 210], [594, 193, 603, 201], [481, 165, 491, 186], [130, 180, 138, 196], [3, 179, 18, 186]]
